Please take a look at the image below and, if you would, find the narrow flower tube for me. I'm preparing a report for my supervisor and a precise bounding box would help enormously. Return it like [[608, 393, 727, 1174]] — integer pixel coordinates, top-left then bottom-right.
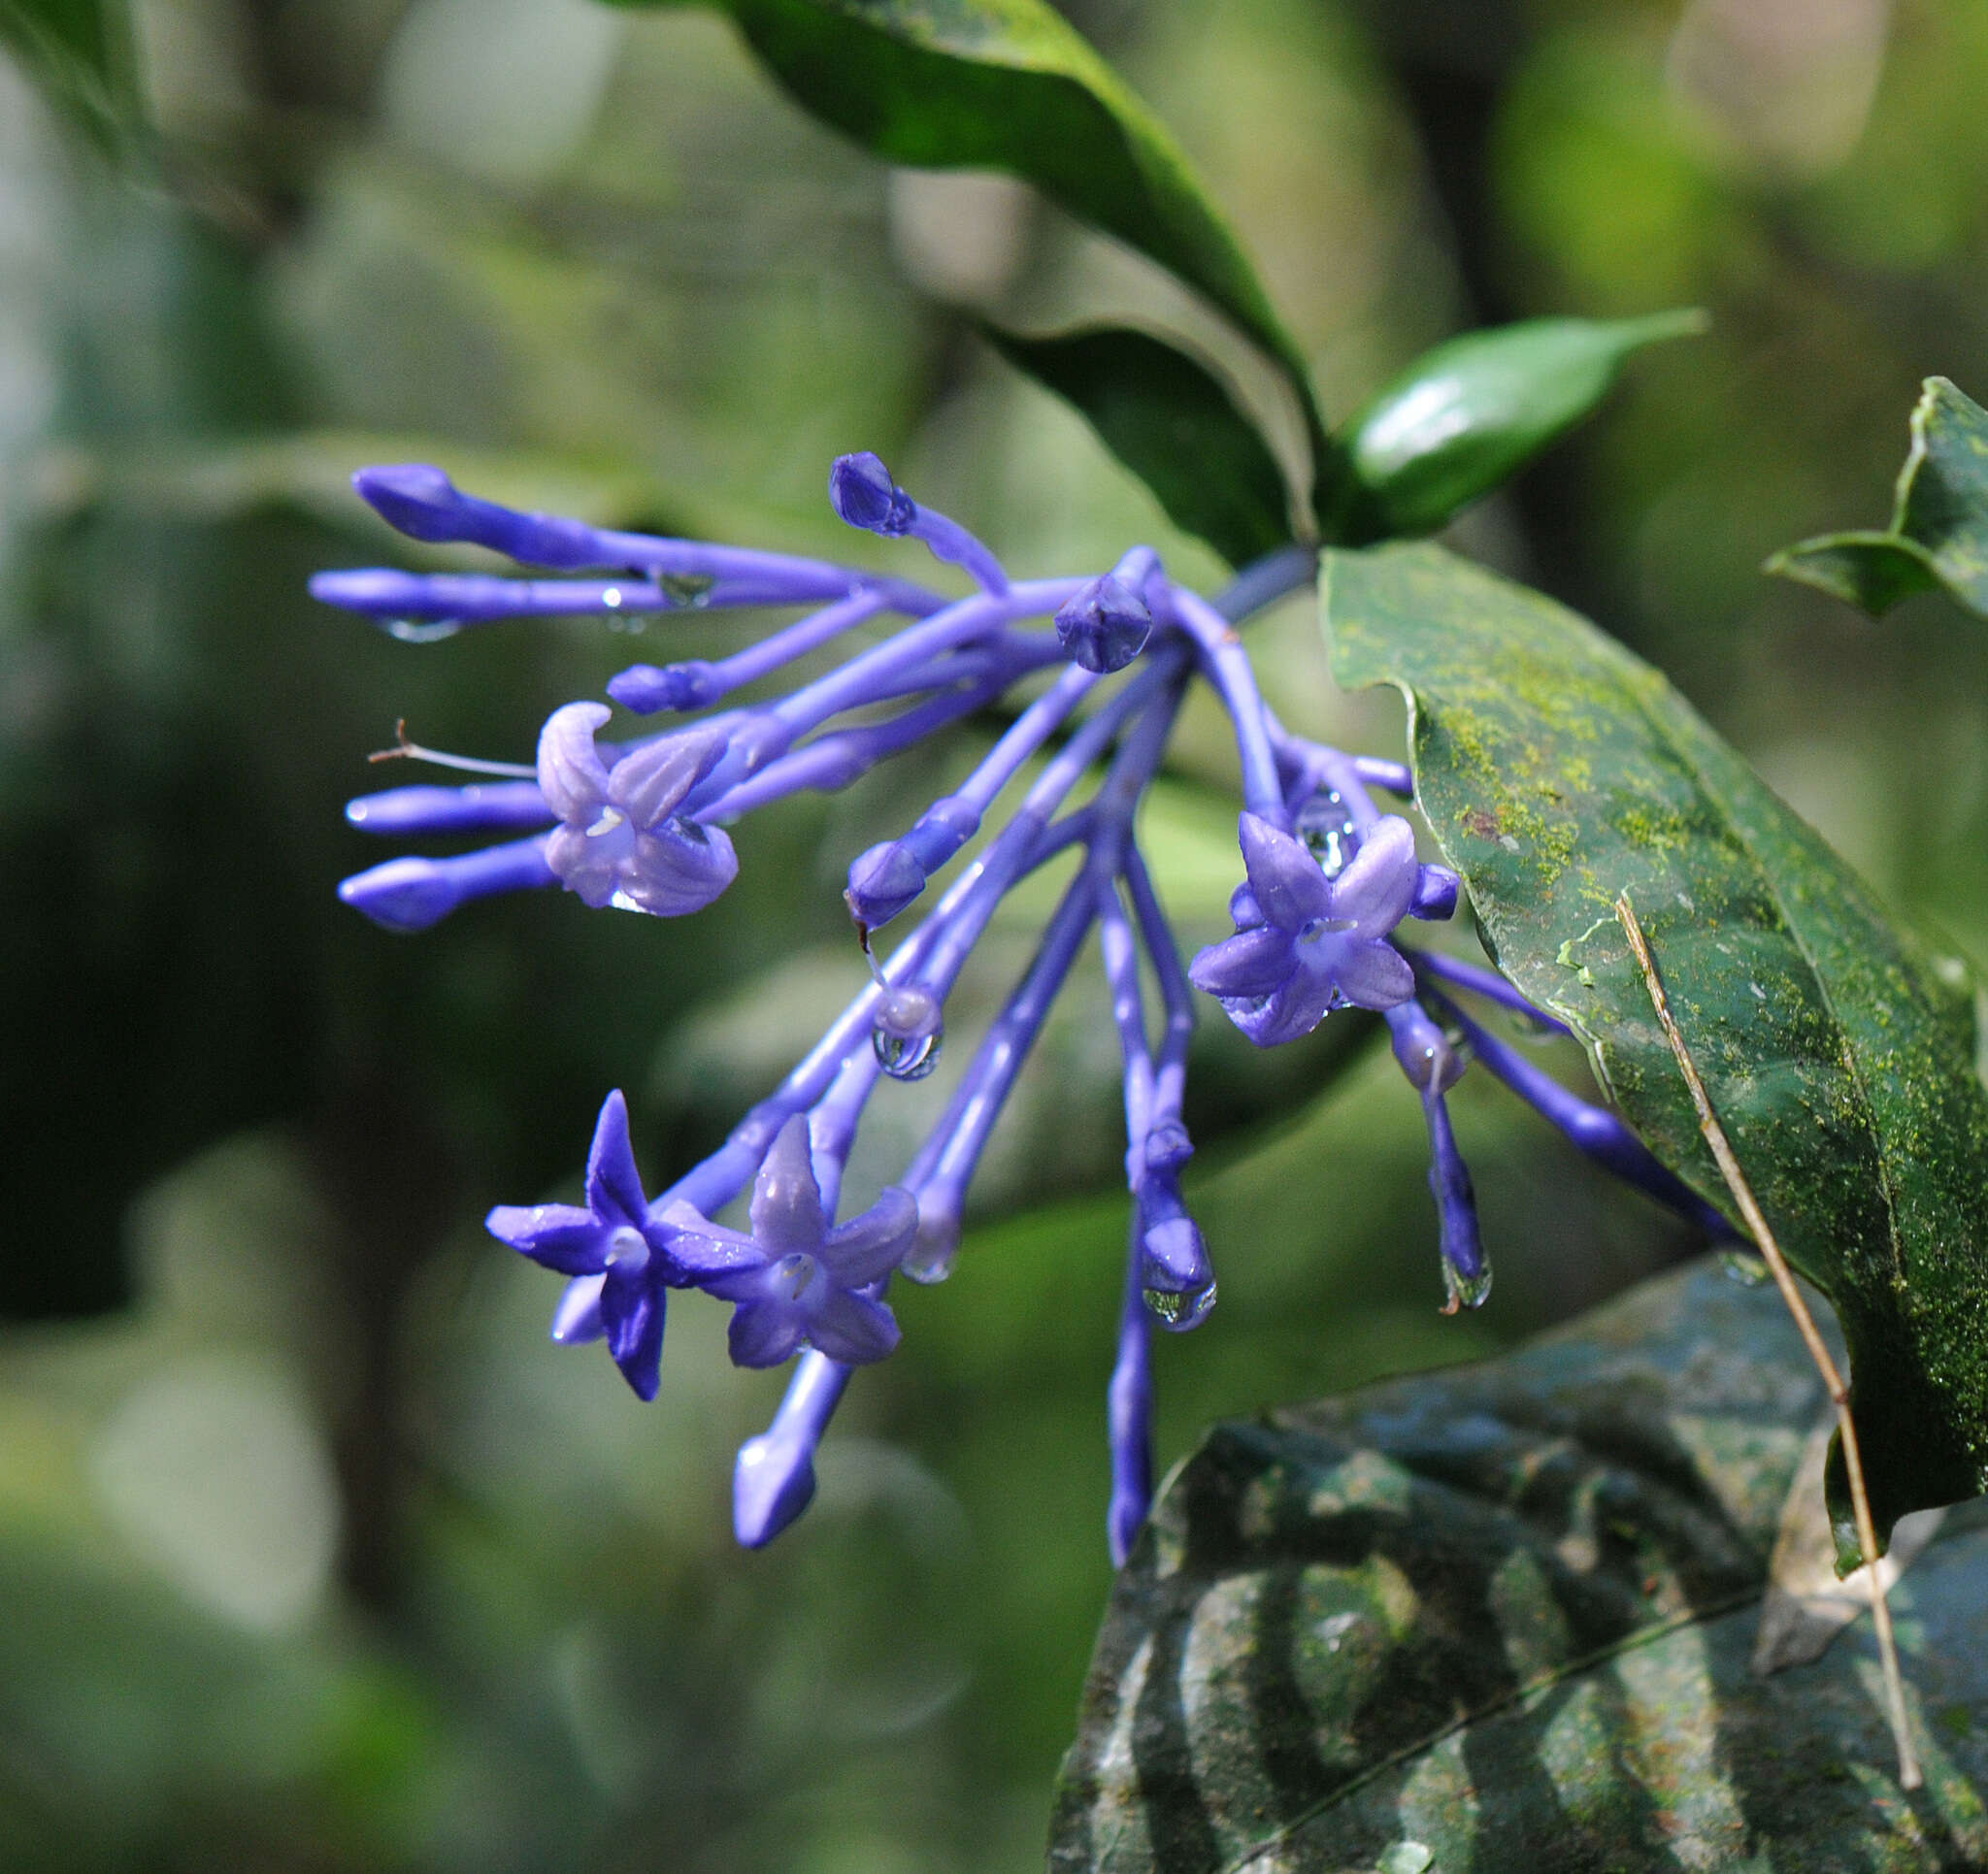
[[829, 451, 1011, 595], [351, 463, 893, 599], [309, 568, 852, 628], [1106, 1237, 1155, 1567], [734, 1353, 850, 1547], [606, 587, 930, 715], [1421, 1088, 1490, 1313], [339, 836, 557, 931], [845, 661, 1100, 927], [1157, 582, 1286, 825], [1423, 985, 1740, 1239], [346, 780, 555, 838]]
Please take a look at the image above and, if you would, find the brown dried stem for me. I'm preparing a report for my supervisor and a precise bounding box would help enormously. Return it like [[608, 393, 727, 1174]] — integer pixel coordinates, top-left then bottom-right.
[[1614, 891, 1920, 1791]]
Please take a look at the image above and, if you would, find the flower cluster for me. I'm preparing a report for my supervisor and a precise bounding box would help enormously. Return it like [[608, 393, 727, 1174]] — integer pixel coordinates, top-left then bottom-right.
[[318, 454, 1736, 1561]]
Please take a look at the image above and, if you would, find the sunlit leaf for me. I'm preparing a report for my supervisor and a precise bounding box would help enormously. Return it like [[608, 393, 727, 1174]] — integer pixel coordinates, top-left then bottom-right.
[[984, 324, 1292, 567], [1322, 541, 1988, 1555], [1769, 376, 1988, 619], [613, 0, 1332, 490], [1336, 311, 1706, 541]]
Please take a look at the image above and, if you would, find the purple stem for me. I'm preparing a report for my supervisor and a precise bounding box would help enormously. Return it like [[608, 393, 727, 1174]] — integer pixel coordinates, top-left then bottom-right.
[[608, 586, 938, 715], [1428, 989, 1740, 1240], [1158, 583, 1286, 827], [347, 780, 554, 837], [1405, 947, 1573, 1036], [1106, 1231, 1154, 1568]]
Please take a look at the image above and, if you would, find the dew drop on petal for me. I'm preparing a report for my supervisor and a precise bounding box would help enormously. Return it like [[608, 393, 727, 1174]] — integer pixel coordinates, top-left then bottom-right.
[[1296, 789, 1357, 879], [660, 574, 715, 608], [873, 984, 943, 1081], [1142, 1276, 1216, 1332]]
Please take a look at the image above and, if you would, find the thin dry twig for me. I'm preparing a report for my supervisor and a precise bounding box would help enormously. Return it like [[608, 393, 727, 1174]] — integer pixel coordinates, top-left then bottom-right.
[[1614, 891, 1920, 1791]]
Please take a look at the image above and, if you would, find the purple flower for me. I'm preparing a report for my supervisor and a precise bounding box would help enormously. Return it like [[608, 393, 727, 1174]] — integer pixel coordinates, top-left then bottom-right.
[[536, 704, 740, 915], [682, 1115, 913, 1367], [484, 1091, 744, 1399], [1188, 811, 1419, 1045]]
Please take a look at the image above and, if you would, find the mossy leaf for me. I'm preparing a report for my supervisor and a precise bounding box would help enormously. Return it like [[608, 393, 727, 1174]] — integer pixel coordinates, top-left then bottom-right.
[[1321, 541, 1988, 1557]]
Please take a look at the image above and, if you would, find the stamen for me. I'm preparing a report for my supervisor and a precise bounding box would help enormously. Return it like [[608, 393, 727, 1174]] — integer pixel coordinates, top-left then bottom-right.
[[366, 719, 538, 778]]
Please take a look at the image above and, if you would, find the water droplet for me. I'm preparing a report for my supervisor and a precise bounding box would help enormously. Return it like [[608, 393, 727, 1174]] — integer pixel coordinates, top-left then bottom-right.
[[1441, 1256, 1493, 1313], [1719, 1249, 1769, 1287], [1142, 1277, 1217, 1332], [602, 586, 622, 608], [381, 616, 464, 643], [1379, 1845, 1433, 1874], [660, 574, 715, 608], [1296, 790, 1357, 878], [903, 1214, 959, 1284], [875, 1027, 941, 1081], [1503, 1006, 1561, 1041]]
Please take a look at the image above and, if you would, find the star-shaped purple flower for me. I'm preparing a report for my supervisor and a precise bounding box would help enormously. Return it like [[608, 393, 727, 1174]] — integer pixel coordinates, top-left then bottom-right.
[[485, 1090, 748, 1399], [1188, 810, 1419, 1046], [678, 1115, 913, 1368], [537, 704, 740, 916]]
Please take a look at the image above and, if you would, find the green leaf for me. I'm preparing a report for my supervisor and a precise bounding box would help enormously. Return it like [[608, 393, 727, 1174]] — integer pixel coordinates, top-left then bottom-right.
[[1769, 377, 1988, 619], [0, 0, 140, 146], [984, 324, 1292, 568], [1051, 1259, 1988, 1872], [1320, 541, 1988, 1555], [1336, 311, 1706, 541], [613, 0, 1331, 495]]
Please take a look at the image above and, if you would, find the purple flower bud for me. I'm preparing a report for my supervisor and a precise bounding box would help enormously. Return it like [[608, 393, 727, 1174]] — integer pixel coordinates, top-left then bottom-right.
[[607, 661, 723, 714], [845, 840, 930, 928], [346, 781, 553, 837], [1054, 574, 1152, 674], [1143, 1118, 1193, 1170], [1423, 1092, 1489, 1312], [339, 838, 557, 931], [351, 464, 466, 542], [1411, 864, 1460, 921], [830, 451, 914, 536], [734, 1427, 821, 1548]]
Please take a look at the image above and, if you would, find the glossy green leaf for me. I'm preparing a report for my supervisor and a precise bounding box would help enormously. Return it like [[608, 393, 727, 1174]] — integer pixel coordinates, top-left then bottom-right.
[[0, 0, 139, 145], [1321, 541, 1988, 1556], [614, 0, 1331, 486], [1335, 311, 1706, 541], [1769, 377, 1988, 618], [1052, 1259, 1988, 1872], [984, 324, 1292, 568]]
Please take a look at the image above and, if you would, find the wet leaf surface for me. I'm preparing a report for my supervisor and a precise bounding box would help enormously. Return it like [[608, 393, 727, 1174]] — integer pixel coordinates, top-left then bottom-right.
[[1050, 1259, 1988, 1872]]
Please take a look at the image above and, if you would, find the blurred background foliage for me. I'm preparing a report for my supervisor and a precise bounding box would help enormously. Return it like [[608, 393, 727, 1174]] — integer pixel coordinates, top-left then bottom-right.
[[4, 0, 1988, 1866]]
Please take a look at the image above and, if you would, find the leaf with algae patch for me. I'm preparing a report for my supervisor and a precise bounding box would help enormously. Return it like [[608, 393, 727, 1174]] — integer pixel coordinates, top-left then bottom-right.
[[1322, 541, 1988, 1562]]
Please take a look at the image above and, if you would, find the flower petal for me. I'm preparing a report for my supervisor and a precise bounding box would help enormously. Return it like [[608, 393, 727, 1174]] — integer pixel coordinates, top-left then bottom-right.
[[484, 1202, 607, 1275], [824, 1186, 917, 1286], [584, 1089, 646, 1228], [1188, 925, 1295, 1001], [1332, 814, 1418, 939], [536, 702, 613, 824], [549, 1274, 606, 1343], [600, 1268, 664, 1400], [1325, 936, 1415, 1010], [1238, 811, 1330, 932], [1226, 970, 1335, 1048], [546, 824, 622, 908], [728, 1299, 805, 1368], [617, 821, 739, 917], [806, 1289, 901, 1365], [608, 724, 730, 830], [748, 1114, 827, 1253]]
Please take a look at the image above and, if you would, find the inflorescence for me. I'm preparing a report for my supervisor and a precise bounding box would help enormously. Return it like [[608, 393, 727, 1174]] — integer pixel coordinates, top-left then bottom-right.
[[316, 452, 1737, 1562]]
